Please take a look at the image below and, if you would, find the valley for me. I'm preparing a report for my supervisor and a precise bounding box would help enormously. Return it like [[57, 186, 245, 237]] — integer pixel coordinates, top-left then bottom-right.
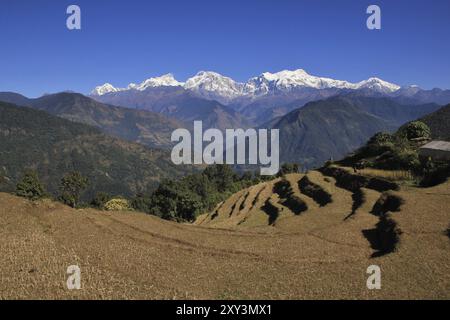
[[2, 0, 449, 304], [0, 69, 449, 300]]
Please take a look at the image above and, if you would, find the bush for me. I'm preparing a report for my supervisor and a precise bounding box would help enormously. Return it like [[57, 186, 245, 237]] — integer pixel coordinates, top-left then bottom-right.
[[277, 163, 300, 176], [391, 149, 421, 171], [16, 171, 46, 201], [59, 172, 88, 208], [104, 198, 133, 211], [420, 164, 450, 187], [371, 192, 404, 216], [398, 121, 431, 140]]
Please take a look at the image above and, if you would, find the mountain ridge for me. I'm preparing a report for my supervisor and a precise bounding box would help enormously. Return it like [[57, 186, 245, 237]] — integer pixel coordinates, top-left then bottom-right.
[[0, 92, 183, 149], [91, 69, 402, 102], [264, 96, 441, 168]]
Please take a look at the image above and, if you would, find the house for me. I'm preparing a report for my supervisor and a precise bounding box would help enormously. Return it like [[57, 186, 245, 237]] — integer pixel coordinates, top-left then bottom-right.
[[418, 141, 450, 162]]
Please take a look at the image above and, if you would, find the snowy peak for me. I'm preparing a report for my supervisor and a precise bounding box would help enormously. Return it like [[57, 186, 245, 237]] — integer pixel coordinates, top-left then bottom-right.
[[245, 69, 357, 95], [136, 73, 184, 91], [91, 74, 183, 96], [355, 77, 400, 93], [91, 69, 402, 98], [91, 83, 120, 96], [184, 71, 244, 102]]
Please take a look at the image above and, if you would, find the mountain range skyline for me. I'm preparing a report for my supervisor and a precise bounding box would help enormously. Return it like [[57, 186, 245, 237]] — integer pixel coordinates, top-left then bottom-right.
[[3, 68, 447, 102], [91, 69, 405, 96]]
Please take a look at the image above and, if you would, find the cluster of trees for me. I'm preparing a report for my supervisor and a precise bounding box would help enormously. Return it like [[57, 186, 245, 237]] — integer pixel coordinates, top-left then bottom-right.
[[15, 170, 89, 208], [12, 163, 301, 221], [340, 121, 430, 171], [339, 121, 449, 186], [131, 165, 272, 222]]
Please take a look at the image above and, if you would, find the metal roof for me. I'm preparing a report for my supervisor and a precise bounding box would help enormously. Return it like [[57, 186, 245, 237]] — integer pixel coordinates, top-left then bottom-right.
[[419, 140, 450, 152]]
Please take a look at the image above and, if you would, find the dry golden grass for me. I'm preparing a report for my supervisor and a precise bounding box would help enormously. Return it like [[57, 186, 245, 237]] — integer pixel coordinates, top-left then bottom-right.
[[1, 169, 449, 299], [344, 167, 414, 182]]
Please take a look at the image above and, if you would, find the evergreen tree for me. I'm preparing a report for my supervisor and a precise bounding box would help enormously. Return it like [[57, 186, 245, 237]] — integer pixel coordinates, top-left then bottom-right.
[[16, 170, 46, 200]]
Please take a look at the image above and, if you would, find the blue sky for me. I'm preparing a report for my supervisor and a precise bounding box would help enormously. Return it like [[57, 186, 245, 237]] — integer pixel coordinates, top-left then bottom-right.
[[1, 0, 449, 97]]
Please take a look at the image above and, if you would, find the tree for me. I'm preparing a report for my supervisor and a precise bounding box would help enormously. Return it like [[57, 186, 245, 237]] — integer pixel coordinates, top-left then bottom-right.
[[131, 193, 151, 213], [16, 170, 46, 200], [203, 164, 238, 192], [398, 121, 431, 140], [59, 172, 88, 208]]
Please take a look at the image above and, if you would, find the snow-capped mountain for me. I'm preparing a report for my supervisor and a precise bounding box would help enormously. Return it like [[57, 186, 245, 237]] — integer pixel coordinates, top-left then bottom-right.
[[243, 70, 401, 96], [355, 77, 400, 93], [91, 74, 183, 96], [184, 71, 244, 103], [244, 69, 355, 95], [91, 69, 401, 102], [91, 83, 122, 96]]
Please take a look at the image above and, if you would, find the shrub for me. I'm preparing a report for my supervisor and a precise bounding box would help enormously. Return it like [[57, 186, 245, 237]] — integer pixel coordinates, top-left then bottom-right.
[[104, 198, 133, 211], [16, 171, 46, 201], [420, 164, 450, 187], [391, 149, 421, 171], [261, 199, 279, 225], [371, 192, 404, 216], [277, 163, 300, 176], [398, 121, 431, 140]]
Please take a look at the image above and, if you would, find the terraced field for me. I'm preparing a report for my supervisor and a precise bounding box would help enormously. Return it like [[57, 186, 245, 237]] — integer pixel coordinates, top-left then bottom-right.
[[1, 168, 449, 299]]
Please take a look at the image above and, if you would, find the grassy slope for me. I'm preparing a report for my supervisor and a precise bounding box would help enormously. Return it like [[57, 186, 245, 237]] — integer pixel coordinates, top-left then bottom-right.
[[1, 169, 448, 299]]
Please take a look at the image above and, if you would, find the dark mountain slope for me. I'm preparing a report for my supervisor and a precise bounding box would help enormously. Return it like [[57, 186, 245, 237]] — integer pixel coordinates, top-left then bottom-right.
[[264, 97, 397, 168], [236, 87, 342, 125], [338, 95, 440, 127], [419, 104, 450, 140], [0, 92, 31, 106], [92, 87, 250, 129], [0, 101, 188, 199], [0, 92, 182, 149]]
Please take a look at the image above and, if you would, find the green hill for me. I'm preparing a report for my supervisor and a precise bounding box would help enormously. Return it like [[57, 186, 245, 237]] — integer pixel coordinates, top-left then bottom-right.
[[420, 104, 450, 140], [0, 92, 183, 149], [0, 101, 189, 200], [265, 96, 440, 168]]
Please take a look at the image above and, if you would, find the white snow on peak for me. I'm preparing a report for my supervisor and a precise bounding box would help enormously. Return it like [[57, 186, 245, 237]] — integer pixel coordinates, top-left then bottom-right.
[[243, 69, 356, 96], [184, 71, 244, 100], [91, 69, 401, 97], [91, 74, 183, 96], [91, 83, 121, 96], [135, 73, 184, 91], [355, 77, 400, 92]]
